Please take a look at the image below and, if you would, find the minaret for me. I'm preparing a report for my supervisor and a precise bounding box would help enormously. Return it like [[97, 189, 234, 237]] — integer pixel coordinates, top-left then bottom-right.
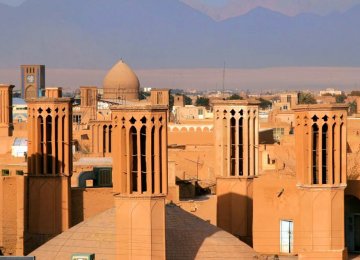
[[0, 84, 14, 137], [214, 100, 259, 245], [294, 104, 347, 259], [111, 104, 168, 259], [25, 89, 72, 253]]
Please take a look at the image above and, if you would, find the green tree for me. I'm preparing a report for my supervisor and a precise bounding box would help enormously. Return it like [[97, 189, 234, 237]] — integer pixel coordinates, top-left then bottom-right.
[[184, 94, 192, 105], [227, 94, 243, 100], [259, 98, 272, 109], [348, 101, 358, 115], [335, 94, 346, 104], [139, 91, 150, 100], [195, 97, 209, 108], [298, 92, 317, 104]]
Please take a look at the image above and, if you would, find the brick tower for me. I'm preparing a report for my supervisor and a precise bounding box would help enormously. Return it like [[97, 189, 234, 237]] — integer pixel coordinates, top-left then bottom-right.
[[0, 84, 14, 137], [294, 104, 347, 259], [111, 104, 168, 259], [25, 91, 72, 253], [21, 65, 45, 99], [214, 100, 259, 245]]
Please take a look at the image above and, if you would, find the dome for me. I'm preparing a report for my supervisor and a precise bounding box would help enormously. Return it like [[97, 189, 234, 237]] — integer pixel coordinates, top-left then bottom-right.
[[102, 60, 140, 100]]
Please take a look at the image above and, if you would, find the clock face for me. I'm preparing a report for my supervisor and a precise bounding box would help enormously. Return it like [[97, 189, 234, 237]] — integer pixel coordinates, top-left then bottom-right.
[[26, 75, 35, 84]]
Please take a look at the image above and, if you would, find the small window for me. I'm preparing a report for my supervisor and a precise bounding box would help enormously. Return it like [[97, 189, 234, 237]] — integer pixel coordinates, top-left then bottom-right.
[[16, 170, 24, 176], [2, 169, 10, 176], [94, 167, 112, 187]]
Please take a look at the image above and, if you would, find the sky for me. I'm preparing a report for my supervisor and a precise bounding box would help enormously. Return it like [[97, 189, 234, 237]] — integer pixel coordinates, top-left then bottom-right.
[[1, 0, 360, 17], [182, 0, 360, 19]]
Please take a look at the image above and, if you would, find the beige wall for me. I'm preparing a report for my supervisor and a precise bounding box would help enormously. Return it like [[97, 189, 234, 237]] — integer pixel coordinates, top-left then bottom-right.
[[71, 187, 114, 226]]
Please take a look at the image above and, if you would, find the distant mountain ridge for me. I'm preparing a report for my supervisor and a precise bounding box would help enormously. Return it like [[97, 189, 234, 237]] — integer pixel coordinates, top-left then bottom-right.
[[0, 0, 359, 69]]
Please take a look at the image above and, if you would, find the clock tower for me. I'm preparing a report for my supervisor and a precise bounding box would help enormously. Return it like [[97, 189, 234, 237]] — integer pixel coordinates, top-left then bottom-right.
[[21, 65, 45, 99]]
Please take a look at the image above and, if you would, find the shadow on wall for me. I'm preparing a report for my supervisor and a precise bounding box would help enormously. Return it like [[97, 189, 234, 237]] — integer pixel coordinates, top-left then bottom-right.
[[71, 188, 84, 226], [217, 192, 253, 246], [259, 129, 275, 144], [24, 154, 70, 255]]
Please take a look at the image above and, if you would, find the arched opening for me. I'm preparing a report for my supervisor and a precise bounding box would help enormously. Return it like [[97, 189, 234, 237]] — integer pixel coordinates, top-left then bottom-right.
[[312, 124, 319, 184], [159, 126, 163, 194], [55, 115, 59, 174], [230, 117, 236, 176], [38, 116, 44, 174], [345, 195, 360, 252], [321, 124, 328, 184], [140, 126, 147, 193], [25, 85, 36, 98], [332, 123, 336, 184], [61, 115, 65, 173], [46, 115, 52, 174], [340, 123, 344, 183], [108, 125, 112, 153], [130, 126, 137, 192], [103, 125, 107, 154], [151, 126, 155, 194], [239, 117, 243, 176], [120, 126, 127, 193]]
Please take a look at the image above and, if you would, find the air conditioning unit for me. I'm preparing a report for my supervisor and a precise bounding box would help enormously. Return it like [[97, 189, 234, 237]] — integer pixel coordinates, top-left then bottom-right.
[[71, 253, 95, 260]]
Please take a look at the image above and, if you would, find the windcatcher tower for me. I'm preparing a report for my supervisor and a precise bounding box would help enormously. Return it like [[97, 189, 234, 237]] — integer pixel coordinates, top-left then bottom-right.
[[294, 104, 347, 259], [213, 100, 259, 245], [111, 104, 168, 259], [79, 86, 97, 123], [25, 89, 72, 253], [0, 84, 14, 136]]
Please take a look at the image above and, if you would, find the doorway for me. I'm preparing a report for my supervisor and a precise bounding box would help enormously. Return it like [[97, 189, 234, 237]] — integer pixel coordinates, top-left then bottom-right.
[[280, 220, 293, 253]]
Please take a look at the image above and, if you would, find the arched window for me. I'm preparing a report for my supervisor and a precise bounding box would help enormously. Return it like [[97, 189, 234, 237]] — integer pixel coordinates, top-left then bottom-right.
[[159, 126, 163, 194], [38, 116, 44, 174], [130, 126, 137, 192], [230, 117, 236, 176], [108, 125, 112, 153], [55, 115, 59, 174], [239, 117, 243, 176], [46, 115, 52, 174], [312, 124, 319, 184], [321, 124, 328, 184], [103, 125, 107, 153], [340, 123, 344, 183], [140, 126, 147, 192], [151, 126, 155, 194]]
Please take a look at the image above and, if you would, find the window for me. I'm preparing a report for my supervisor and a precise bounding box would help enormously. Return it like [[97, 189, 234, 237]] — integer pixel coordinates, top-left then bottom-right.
[[312, 124, 319, 184], [280, 220, 293, 253], [16, 170, 24, 176], [94, 167, 112, 187], [230, 117, 236, 176], [2, 169, 9, 176]]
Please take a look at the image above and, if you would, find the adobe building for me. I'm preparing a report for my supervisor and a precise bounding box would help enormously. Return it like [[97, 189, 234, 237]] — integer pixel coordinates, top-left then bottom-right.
[[25, 89, 73, 253], [213, 100, 259, 245], [253, 104, 348, 259], [111, 104, 168, 259], [0, 60, 360, 259]]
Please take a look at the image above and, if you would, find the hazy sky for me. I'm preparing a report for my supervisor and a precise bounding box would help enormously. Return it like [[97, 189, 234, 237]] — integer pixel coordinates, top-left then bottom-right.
[[2, 0, 360, 16], [181, 0, 360, 19]]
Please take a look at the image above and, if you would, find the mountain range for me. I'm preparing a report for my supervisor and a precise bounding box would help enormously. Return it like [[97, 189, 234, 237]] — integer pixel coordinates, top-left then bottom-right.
[[0, 0, 359, 70]]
